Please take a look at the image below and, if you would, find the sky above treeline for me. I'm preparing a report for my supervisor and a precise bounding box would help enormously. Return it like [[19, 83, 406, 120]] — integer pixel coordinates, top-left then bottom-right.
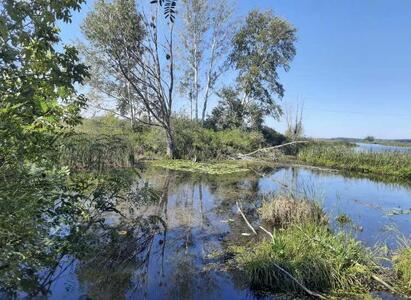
[[60, 0, 411, 139]]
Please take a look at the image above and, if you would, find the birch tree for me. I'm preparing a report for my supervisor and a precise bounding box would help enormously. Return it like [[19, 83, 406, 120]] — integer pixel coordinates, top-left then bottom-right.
[[179, 0, 208, 121], [179, 0, 234, 122], [201, 0, 235, 122]]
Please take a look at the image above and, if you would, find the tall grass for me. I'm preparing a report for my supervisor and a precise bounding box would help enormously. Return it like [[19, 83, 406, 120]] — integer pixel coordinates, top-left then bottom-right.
[[298, 144, 411, 179], [59, 133, 137, 170], [393, 238, 411, 293], [236, 223, 377, 296], [59, 115, 268, 169], [234, 194, 411, 298]]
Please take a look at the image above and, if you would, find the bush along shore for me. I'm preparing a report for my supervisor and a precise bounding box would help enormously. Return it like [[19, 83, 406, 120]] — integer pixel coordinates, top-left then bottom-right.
[[59, 115, 286, 170], [230, 194, 411, 299], [297, 143, 411, 180]]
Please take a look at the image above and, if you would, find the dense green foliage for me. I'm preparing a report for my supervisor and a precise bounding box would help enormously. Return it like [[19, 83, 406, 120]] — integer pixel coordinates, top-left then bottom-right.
[[60, 115, 275, 167], [0, 1, 157, 296], [394, 243, 411, 293], [0, 0, 88, 166], [205, 87, 264, 131], [229, 10, 296, 120], [298, 143, 411, 179]]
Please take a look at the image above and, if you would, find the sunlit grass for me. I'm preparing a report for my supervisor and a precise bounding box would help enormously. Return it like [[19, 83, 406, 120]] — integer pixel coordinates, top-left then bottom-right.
[[232, 193, 411, 298], [259, 194, 327, 228], [298, 144, 411, 179], [236, 223, 377, 296], [393, 239, 411, 293]]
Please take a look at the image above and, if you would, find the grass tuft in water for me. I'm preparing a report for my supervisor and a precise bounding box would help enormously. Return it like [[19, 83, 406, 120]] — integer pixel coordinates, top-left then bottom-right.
[[259, 195, 327, 228], [236, 222, 378, 296]]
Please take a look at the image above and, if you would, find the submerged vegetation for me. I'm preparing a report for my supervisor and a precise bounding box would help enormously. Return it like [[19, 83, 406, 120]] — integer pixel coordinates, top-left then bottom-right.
[[151, 160, 252, 175], [298, 143, 411, 179]]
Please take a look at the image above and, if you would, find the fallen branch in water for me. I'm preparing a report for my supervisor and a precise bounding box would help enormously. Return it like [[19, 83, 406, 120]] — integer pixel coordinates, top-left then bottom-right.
[[270, 261, 328, 299], [371, 274, 406, 298], [259, 226, 273, 239], [243, 141, 310, 157], [236, 201, 257, 235]]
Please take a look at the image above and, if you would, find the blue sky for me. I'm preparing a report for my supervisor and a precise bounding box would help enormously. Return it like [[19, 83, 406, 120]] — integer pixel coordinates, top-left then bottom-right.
[[60, 0, 411, 139]]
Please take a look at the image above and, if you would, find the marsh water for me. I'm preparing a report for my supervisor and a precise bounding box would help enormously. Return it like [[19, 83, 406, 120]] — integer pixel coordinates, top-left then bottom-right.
[[356, 142, 411, 153], [15, 165, 411, 299]]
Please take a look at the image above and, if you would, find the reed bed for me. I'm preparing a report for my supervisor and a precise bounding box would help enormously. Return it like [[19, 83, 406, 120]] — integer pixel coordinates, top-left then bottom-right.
[[59, 133, 137, 170], [298, 144, 411, 179]]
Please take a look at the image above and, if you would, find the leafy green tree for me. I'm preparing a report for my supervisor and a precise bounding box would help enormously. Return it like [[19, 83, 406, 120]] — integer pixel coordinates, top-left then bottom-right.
[[364, 136, 375, 142], [205, 87, 263, 131], [80, 0, 146, 128], [0, 0, 88, 167], [0, 0, 93, 295], [229, 10, 297, 120]]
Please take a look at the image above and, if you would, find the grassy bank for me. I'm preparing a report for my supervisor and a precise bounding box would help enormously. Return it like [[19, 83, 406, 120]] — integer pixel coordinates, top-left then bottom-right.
[[231, 195, 411, 298], [59, 115, 286, 170], [297, 144, 411, 180]]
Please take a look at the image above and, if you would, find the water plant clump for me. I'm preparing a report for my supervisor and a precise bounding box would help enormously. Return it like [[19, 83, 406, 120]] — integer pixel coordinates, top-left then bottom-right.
[[297, 144, 411, 179], [235, 222, 378, 296], [233, 194, 411, 298], [259, 195, 328, 228]]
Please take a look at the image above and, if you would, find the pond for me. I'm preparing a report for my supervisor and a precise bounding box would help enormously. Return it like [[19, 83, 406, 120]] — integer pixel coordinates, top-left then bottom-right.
[[355, 142, 411, 153], [11, 165, 411, 299]]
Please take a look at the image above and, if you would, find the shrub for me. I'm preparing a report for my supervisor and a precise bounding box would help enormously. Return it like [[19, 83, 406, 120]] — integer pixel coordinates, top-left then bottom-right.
[[61, 115, 268, 167], [172, 118, 264, 161]]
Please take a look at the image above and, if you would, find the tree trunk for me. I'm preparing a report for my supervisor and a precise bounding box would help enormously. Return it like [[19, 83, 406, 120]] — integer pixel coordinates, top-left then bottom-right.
[[165, 127, 175, 159]]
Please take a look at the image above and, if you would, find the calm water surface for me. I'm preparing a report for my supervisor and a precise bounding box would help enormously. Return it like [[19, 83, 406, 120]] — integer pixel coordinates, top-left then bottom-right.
[[19, 166, 411, 299], [356, 142, 411, 153]]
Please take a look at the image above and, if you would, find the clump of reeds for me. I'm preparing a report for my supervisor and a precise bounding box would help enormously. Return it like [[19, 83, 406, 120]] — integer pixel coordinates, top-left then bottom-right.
[[236, 222, 378, 296], [59, 133, 137, 170], [259, 195, 328, 228], [234, 193, 411, 298]]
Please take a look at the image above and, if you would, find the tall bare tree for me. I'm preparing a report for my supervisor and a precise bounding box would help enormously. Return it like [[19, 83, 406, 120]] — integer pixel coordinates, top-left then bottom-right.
[[82, 0, 177, 158], [284, 102, 304, 141]]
